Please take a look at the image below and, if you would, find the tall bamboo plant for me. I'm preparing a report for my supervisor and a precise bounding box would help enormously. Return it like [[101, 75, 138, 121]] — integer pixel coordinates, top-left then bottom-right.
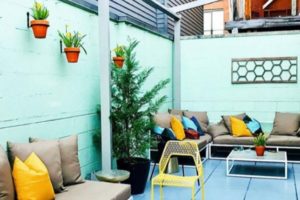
[[110, 40, 170, 160]]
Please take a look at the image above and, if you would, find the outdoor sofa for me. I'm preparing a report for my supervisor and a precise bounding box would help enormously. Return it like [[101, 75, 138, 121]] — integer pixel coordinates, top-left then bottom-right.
[[0, 135, 131, 200], [152, 110, 300, 163]]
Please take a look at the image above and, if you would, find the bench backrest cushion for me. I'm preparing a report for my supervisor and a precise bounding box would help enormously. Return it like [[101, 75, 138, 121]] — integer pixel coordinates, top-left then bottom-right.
[[0, 146, 14, 200], [7, 141, 64, 193], [271, 112, 300, 136]]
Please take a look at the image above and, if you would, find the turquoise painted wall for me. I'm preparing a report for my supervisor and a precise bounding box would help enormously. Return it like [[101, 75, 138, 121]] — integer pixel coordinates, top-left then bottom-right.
[[0, 0, 173, 177], [181, 32, 300, 132]]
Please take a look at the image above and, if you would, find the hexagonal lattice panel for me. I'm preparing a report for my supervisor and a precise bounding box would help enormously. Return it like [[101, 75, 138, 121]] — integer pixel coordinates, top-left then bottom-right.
[[232, 57, 297, 84]]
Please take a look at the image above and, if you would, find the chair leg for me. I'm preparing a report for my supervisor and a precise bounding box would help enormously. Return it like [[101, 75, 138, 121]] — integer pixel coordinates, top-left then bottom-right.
[[182, 164, 185, 176], [151, 183, 154, 200], [159, 184, 163, 200], [150, 163, 156, 180], [196, 169, 200, 186], [191, 186, 195, 200], [201, 175, 205, 200]]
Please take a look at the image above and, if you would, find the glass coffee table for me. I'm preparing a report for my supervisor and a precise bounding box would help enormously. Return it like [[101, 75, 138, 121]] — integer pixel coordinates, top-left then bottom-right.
[[226, 149, 287, 179]]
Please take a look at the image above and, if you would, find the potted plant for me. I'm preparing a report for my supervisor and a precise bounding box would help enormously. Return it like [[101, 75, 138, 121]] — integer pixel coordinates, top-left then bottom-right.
[[253, 133, 267, 156], [110, 40, 170, 194], [30, 1, 49, 38], [58, 26, 87, 63], [112, 45, 125, 68]]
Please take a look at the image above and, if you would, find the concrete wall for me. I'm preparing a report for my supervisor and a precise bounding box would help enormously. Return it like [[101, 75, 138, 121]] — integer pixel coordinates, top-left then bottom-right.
[[181, 32, 300, 132], [0, 0, 173, 177]]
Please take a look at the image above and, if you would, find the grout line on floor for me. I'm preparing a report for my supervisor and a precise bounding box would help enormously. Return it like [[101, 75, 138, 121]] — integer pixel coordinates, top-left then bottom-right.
[[194, 160, 222, 198], [292, 164, 299, 200], [243, 177, 252, 200]]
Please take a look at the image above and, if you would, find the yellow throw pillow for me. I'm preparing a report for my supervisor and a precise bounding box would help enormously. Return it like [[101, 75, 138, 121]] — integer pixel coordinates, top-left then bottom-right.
[[171, 116, 185, 140], [230, 117, 252, 137], [12, 152, 55, 200]]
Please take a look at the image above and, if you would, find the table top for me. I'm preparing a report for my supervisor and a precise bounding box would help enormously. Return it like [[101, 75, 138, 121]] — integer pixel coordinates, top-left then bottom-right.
[[227, 150, 287, 162], [95, 169, 130, 183]]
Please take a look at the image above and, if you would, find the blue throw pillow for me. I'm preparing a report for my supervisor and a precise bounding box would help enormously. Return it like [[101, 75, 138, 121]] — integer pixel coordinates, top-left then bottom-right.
[[190, 116, 205, 136], [153, 126, 165, 135], [162, 128, 177, 140], [182, 116, 197, 131], [243, 115, 263, 136]]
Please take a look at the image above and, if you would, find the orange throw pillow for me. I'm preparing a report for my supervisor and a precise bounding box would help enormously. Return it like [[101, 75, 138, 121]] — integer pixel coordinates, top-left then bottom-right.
[[171, 116, 186, 140], [230, 117, 252, 137]]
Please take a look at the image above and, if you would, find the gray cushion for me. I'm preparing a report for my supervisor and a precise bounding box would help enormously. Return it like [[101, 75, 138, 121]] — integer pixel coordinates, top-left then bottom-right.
[[56, 181, 131, 200], [0, 146, 14, 200], [213, 135, 254, 145], [30, 135, 84, 186], [271, 112, 300, 136], [183, 111, 209, 132], [207, 122, 229, 138], [7, 141, 64, 192], [222, 113, 246, 133], [266, 135, 300, 146], [184, 134, 212, 149], [153, 113, 172, 128]]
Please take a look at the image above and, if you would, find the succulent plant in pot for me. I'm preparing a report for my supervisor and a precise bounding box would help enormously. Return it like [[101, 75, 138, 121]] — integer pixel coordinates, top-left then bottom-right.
[[253, 133, 267, 156], [58, 26, 87, 63], [30, 1, 49, 38], [112, 45, 125, 68]]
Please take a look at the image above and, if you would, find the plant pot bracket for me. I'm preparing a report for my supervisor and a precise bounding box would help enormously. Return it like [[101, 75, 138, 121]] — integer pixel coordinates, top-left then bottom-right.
[[26, 12, 30, 28]]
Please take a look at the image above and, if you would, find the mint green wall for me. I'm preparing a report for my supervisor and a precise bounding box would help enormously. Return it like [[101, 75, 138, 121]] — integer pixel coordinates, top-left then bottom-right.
[[181, 32, 300, 132], [0, 0, 173, 177]]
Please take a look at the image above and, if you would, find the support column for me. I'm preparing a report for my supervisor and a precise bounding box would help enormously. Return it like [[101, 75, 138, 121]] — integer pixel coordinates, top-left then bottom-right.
[[292, 0, 297, 16], [173, 18, 181, 109], [98, 0, 112, 170]]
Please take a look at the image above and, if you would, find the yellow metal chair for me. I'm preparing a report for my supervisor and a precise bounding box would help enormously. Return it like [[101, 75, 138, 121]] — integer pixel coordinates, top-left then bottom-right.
[[151, 141, 205, 200]]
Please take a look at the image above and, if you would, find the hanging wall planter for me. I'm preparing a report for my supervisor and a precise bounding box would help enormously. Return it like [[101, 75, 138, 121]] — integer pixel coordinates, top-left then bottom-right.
[[58, 26, 87, 63], [113, 45, 125, 68], [30, 2, 49, 39], [113, 56, 125, 68], [64, 47, 80, 63]]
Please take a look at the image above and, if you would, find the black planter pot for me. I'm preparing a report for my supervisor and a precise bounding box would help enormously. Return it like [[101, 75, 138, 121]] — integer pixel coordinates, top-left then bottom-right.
[[117, 157, 150, 195]]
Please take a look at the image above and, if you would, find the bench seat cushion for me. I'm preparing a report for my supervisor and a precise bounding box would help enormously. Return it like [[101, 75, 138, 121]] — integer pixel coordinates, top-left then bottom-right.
[[213, 135, 254, 145], [184, 134, 212, 149], [56, 181, 131, 200], [266, 135, 300, 147]]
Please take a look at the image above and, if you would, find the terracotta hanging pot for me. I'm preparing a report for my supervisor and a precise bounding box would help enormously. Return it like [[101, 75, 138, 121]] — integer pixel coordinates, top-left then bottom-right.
[[113, 56, 125, 68], [64, 47, 80, 63], [255, 146, 265, 156], [30, 20, 49, 38]]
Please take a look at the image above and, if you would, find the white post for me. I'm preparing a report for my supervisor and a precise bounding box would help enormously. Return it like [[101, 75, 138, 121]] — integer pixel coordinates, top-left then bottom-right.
[[292, 0, 297, 16], [98, 0, 112, 170], [173, 18, 181, 109]]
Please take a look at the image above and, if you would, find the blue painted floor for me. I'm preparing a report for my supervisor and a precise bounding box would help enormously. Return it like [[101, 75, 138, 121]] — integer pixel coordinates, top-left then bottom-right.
[[133, 160, 299, 200]]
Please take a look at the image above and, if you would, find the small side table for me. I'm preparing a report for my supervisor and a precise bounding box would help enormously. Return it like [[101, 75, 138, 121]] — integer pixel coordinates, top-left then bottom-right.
[[95, 169, 130, 183]]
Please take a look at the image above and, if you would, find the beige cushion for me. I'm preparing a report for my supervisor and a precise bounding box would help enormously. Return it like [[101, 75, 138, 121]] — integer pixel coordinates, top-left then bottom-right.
[[153, 113, 172, 128], [271, 112, 300, 136], [184, 134, 212, 149], [0, 146, 14, 200], [207, 122, 229, 138], [183, 111, 209, 132], [267, 135, 300, 146], [213, 134, 254, 145], [7, 141, 64, 192], [56, 181, 131, 200], [222, 113, 246, 133], [168, 109, 186, 116], [30, 135, 84, 186]]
